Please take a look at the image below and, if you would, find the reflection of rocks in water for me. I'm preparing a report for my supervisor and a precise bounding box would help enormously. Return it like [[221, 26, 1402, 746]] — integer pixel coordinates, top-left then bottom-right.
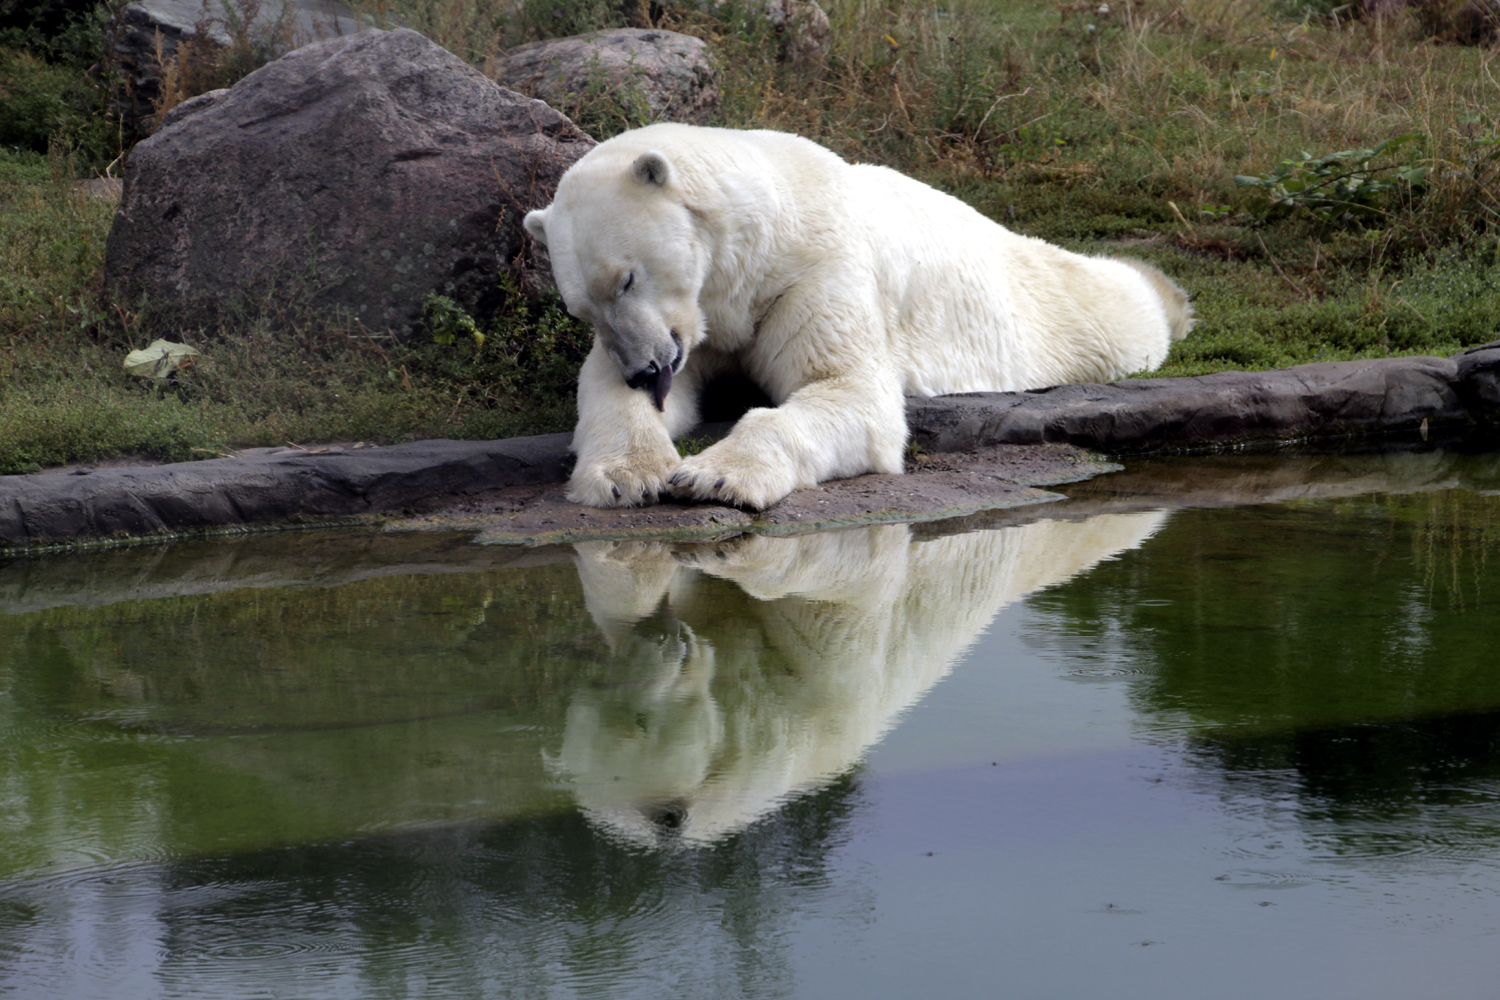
[[1071, 447, 1500, 510], [557, 514, 1170, 848]]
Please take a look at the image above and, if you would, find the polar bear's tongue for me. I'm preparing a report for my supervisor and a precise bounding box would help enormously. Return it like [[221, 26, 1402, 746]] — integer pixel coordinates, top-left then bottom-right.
[[650, 363, 672, 412]]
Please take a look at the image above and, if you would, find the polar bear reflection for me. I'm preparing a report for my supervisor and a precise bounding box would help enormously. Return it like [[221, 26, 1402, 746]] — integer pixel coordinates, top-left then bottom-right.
[[555, 513, 1167, 848]]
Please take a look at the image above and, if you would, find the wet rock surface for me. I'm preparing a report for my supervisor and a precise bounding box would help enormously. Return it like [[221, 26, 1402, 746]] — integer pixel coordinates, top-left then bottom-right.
[[0, 437, 1097, 552], [2, 349, 1497, 551], [105, 28, 591, 336], [1455, 340, 1500, 430]]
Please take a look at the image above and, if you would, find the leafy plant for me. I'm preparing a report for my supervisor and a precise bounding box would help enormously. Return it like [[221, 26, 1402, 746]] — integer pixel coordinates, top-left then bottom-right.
[[423, 293, 484, 348], [515, 0, 624, 39], [417, 281, 591, 428], [1234, 134, 1429, 224], [1445, 124, 1500, 229]]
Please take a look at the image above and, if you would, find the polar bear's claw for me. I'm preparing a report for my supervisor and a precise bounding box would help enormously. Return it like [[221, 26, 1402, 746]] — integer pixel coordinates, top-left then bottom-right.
[[664, 447, 797, 511], [568, 459, 675, 509]]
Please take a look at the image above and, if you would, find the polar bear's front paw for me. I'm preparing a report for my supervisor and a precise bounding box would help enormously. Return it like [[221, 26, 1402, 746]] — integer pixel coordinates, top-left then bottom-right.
[[568, 450, 680, 508], [665, 445, 798, 511]]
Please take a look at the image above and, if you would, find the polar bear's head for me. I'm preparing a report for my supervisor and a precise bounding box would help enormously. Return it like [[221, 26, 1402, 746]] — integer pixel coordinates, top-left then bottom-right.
[[525, 145, 711, 410]]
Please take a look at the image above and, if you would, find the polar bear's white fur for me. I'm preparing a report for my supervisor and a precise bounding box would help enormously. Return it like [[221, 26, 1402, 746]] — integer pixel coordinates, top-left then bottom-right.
[[524, 123, 1193, 510], [555, 510, 1171, 848]]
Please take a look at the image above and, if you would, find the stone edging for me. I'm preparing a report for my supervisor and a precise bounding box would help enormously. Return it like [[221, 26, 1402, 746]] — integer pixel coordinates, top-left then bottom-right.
[[907, 345, 1500, 454], [0, 436, 571, 553], [1, 346, 1496, 551]]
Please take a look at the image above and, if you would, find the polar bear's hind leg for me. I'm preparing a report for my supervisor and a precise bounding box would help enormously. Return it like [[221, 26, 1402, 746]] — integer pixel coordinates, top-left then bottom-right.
[[1112, 257, 1195, 342]]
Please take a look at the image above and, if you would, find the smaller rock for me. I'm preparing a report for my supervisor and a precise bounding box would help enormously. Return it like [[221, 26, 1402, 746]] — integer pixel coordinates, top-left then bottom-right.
[[763, 0, 830, 69], [106, 0, 369, 136], [77, 178, 123, 201], [492, 27, 718, 127], [669, 0, 829, 68]]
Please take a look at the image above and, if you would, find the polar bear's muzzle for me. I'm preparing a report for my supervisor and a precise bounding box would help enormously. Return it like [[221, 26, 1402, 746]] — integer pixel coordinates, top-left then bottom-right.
[[623, 331, 685, 412]]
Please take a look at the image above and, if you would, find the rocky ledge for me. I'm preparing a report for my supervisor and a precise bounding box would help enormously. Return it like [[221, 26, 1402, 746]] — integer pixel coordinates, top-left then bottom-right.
[[907, 343, 1500, 453], [1, 346, 1496, 552]]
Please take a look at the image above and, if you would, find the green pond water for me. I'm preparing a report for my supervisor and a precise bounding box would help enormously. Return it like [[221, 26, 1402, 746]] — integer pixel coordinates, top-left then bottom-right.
[[2, 448, 1500, 999]]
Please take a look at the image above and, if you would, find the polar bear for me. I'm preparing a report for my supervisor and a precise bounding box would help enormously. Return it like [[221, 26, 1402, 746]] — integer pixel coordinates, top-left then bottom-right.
[[523, 123, 1193, 510]]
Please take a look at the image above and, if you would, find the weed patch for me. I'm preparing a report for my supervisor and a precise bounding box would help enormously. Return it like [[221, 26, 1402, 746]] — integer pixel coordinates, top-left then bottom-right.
[[1234, 134, 1429, 224]]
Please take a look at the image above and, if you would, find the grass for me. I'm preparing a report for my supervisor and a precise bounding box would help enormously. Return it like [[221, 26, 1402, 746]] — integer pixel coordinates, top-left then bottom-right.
[[1, 0, 1499, 474]]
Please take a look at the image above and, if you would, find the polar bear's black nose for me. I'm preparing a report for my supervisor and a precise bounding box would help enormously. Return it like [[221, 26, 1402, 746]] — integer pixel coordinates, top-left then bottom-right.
[[625, 361, 659, 391], [646, 800, 688, 831], [624, 333, 683, 412], [626, 361, 673, 412]]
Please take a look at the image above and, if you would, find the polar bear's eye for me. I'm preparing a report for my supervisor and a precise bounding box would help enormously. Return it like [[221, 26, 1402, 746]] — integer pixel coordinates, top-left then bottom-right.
[[620, 272, 635, 295]]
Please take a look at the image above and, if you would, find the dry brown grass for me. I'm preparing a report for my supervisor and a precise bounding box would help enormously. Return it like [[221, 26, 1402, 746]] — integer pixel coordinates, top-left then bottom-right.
[[145, 0, 1497, 203]]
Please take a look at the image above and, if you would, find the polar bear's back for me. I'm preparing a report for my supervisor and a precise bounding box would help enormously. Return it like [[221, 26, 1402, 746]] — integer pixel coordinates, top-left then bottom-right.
[[562, 124, 1184, 395], [841, 162, 1177, 392]]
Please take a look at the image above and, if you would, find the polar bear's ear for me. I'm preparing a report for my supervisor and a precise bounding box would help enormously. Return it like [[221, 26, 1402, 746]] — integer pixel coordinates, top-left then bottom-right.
[[631, 151, 672, 188], [523, 207, 549, 247]]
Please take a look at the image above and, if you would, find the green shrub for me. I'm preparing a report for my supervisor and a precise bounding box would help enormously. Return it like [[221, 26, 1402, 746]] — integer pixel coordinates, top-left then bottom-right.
[[417, 283, 592, 431], [1234, 135, 1429, 225], [0, 0, 107, 66], [0, 47, 113, 165], [0, 1, 115, 165]]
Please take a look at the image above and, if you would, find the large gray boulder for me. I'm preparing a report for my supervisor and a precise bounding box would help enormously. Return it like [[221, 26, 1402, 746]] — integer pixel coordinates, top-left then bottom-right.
[[106, 0, 369, 136], [492, 28, 718, 126], [105, 28, 594, 337]]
